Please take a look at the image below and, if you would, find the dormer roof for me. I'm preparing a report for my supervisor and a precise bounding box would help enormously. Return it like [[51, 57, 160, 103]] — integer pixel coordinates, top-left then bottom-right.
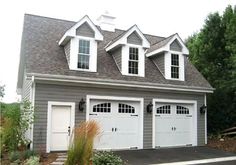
[[59, 15, 103, 46], [105, 25, 150, 51], [146, 33, 189, 57]]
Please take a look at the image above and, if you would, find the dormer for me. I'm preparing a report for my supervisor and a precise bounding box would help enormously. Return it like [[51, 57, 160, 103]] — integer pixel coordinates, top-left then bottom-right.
[[105, 25, 150, 77], [146, 34, 189, 81], [59, 15, 103, 72]]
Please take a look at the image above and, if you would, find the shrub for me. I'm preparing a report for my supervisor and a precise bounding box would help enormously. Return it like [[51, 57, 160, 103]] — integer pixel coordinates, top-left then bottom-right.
[[92, 151, 124, 165], [9, 151, 21, 162], [2, 101, 34, 151], [65, 120, 100, 165], [24, 156, 40, 165], [23, 149, 36, 159]]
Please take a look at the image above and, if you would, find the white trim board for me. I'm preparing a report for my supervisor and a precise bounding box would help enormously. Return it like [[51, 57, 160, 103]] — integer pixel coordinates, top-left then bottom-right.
[[27, 73, 214, 93], [86, 95, 144, 149], [152, 99, 198, 148], [46, 101, 75, 153]]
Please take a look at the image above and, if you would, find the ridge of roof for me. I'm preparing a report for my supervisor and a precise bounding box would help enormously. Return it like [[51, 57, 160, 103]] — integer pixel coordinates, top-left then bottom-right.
[[146, 33, 177, 54]]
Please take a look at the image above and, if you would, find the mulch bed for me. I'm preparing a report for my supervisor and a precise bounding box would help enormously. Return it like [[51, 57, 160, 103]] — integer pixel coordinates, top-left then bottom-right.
[[39, 152, 58, 165], [207, 137, 236, 153]]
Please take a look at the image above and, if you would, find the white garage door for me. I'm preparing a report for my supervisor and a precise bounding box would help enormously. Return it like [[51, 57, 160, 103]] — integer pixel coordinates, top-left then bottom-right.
[[155, 103, 194, 148], [89, 100, 141, 150]]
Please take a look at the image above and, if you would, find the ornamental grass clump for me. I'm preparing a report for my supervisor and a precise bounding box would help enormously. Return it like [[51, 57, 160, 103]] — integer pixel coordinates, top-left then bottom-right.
[[65, 120, 100, 165]]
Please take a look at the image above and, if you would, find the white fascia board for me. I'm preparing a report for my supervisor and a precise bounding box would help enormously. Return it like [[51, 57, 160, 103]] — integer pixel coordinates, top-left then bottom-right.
[[145, 34, 189, 57], [59, 15, 103, 46], [105, 25, 150, 52], [27, 73, 214, 93], [146, 47, 168, 57]]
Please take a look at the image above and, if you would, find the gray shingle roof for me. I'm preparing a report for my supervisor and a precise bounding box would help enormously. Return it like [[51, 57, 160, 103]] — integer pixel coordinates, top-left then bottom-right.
[[20, 14, 212, 89]]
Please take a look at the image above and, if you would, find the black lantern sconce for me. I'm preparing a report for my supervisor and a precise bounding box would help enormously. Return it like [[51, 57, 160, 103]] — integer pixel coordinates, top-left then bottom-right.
[[147, 102, 153, 113], [79, 98, 86, 111], [200, 105, 207, 114]]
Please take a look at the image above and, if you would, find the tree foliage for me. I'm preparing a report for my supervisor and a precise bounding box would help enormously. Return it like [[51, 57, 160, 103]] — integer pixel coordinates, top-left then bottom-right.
[[2, 101, 34, 151], [186, 5, 236, 133], [0, 85, 5, 98]]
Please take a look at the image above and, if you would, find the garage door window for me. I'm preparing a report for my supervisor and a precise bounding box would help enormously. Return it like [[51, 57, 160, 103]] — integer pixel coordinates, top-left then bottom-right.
[[156, 105, 171, 114], [176, 105, 189, 114], [118, 103, 135, 113], [93, 103, 111, 113]]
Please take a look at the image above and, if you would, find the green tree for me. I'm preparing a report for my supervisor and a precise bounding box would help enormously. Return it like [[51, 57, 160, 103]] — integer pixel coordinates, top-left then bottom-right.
[[186, 5, 236, 133], [0, 85, 5, 98]]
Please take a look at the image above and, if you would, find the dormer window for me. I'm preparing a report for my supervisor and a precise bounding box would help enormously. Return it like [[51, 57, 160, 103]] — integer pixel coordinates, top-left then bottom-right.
[[78, 39, 90, 69], [59, 15, 103, 72], [171, 54, 179, 79], [129, 47, 139, 74]]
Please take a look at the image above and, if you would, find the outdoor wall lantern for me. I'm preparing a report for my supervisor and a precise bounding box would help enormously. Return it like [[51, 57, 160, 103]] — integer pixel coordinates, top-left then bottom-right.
[[147, 102, 153, 113], [200, 105, 207, 114], [79, 98, 85, 111]]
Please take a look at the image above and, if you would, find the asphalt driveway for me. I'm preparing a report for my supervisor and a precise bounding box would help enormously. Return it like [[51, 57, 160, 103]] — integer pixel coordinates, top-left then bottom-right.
[[114, 147, 236, 165]]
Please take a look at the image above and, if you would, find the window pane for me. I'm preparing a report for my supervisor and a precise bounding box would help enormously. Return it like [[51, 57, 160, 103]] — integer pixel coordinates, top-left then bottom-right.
[[129, 47, 139, 74], [171, 54, 179, 66], [171, 66, 179, 78], [129, 47, 138, 60], [79, 40, 90, 54], [78, 54, 89, 69], [129, 61, 138, 74], [78, 39, 90, 69]]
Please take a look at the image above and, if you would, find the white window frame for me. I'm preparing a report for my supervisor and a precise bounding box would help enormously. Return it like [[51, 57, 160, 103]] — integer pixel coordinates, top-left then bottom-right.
[[121, 44, 145, 77], [164, 50, 185, 81], [69, 36, 97, 72], [171, 53, 180, 79], [77, 39, 90, 70], [128, 47, 139, 75]]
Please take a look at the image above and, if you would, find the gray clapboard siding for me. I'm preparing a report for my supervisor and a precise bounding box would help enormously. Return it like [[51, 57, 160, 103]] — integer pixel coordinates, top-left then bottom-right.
[[170, 39, 182, 52], [76, 22, 95, 38], [34, 83, 205, 152], [112, 47, 122, 70], [22, 77, 31, 101], [151, 53, 165, 75], [64, 41, 70, 64], [127, 31, 142, 45]]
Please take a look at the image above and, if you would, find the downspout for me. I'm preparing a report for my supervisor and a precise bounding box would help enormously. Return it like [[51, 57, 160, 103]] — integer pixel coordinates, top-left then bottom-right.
[[204, 94, 207, 144]]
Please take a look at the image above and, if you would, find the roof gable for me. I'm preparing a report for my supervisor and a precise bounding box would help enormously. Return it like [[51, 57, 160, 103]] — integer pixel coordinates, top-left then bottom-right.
[[76, 22, 95, 38], [105, 25, 150, 51], [59, 15, 103, 45], [146, 33, 189, 57], [127, 31, 142, 45]]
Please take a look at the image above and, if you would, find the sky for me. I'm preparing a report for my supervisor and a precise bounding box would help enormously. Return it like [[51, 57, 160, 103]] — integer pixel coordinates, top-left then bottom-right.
[[0, 0, 235, 103]]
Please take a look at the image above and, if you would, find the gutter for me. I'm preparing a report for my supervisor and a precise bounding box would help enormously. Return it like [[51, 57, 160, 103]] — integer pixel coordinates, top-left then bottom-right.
[[26, 73, 214, 93]]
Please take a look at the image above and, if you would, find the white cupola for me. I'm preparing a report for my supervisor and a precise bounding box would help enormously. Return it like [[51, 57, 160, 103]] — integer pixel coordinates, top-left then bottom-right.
[[97, 11, 116, 32]]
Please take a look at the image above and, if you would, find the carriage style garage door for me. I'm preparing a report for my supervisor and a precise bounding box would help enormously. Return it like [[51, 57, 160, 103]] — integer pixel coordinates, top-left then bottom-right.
[[153, 99, 197, 148], [88, 96, 143, 150]]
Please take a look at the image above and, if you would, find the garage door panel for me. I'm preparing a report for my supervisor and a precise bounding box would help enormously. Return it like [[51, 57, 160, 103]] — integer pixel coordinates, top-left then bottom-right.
[[155, 103, 194, 148], [89, 99, 141, 150]]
